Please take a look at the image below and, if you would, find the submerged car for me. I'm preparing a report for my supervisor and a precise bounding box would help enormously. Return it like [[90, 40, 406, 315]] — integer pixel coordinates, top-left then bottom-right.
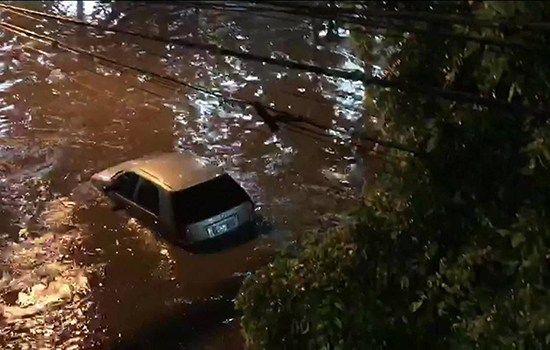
[[91, 152, 254, 245]]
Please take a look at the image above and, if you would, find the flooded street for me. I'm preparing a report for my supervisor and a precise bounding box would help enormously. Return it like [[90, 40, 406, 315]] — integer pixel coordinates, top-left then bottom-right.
[[0, 2, 372, 348]]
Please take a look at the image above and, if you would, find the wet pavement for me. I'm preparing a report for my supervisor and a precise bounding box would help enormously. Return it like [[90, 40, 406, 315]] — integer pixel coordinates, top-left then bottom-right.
[[0, 2, 372, 349]]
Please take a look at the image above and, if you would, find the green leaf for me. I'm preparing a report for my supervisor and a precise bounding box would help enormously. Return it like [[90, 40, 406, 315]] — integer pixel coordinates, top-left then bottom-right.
[[426, 135, 438, 153], [497, 229, 510, 237], [400, 276, 410, 289], [511, 232, 526, 248], [508, 83, 519, 102], [410, 300, 423, 313]]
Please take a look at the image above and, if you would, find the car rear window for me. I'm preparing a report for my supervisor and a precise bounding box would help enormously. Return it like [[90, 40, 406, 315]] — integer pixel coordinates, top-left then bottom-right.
[[172, 174, 250, 225]]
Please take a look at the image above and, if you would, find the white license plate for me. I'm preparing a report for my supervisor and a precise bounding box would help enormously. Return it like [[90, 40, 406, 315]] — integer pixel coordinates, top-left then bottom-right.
[[207, 215, 238, 237]]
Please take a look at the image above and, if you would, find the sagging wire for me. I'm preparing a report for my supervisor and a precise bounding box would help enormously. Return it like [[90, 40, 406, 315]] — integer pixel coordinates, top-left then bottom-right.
[[0, 20, 419, 157]]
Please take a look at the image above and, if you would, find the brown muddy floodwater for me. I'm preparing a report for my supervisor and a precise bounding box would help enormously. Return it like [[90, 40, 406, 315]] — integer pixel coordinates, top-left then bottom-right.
[[0, 1, 375, 349]]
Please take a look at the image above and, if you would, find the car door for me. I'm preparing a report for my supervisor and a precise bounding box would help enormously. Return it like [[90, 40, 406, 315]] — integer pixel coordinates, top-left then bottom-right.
[[108, 171, 140, 211], [132, 177, 161, 231]]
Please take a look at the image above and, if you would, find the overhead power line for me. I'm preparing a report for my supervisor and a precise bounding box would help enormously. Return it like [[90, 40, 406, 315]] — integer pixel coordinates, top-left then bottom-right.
[[2, 3, 547, 120], [0, 3, 366, 83], [255, 1, 550, 32], [0, 20, 420, 156], [177, 1, 550, 52], [0, 4, 367, 113]]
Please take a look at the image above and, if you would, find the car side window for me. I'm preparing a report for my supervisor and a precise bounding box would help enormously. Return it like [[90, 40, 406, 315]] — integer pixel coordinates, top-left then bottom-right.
[[113, 172, 139, 199], [135, 178, 160, 215]]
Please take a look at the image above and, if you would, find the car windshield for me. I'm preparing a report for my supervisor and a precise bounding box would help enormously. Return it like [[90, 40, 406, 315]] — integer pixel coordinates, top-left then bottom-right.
[[172, 174, 250, 225]]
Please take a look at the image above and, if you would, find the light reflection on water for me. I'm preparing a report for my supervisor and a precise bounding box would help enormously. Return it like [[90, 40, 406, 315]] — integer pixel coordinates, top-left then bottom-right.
[[0, 1, 373, 348], [0, 198, 93, 350]]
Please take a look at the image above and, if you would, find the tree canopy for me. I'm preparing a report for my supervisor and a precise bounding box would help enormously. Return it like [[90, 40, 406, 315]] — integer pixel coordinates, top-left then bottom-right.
[[237, 1, 550, 349]]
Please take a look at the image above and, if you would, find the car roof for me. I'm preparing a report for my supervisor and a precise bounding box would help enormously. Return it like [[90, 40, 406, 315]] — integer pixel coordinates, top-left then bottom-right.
[[127, 152, 223, 192]]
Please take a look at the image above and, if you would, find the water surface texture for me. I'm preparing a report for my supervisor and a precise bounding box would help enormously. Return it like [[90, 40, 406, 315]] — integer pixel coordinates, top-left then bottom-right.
[[0, 2, 372, 348]]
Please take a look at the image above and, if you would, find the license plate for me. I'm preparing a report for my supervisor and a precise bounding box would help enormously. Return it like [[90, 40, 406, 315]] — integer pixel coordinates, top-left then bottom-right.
[[207, 215, 238, 237]]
